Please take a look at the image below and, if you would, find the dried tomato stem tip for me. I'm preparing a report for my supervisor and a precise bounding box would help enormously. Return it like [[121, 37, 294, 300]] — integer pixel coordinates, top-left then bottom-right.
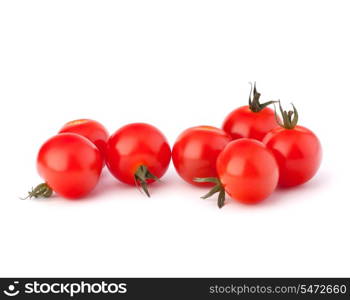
[[21, 183, 53, 200], [248, 82, 278, 113], [134, 165, 159, 198], [274, 101, 299, 129], [193, 177, 226, 208]]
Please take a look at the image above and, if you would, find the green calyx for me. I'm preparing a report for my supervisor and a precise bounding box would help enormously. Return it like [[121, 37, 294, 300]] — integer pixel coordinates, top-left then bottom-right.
[[274, 101, 299, 129], [193, 177, 226, 208], [134, 165, 159, 197], [248, 82, 278, 113], [21, 183, 53, 200]]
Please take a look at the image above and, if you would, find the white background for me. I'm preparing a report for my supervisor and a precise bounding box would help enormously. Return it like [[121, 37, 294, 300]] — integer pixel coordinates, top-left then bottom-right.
[[0, 0, 349, 277]]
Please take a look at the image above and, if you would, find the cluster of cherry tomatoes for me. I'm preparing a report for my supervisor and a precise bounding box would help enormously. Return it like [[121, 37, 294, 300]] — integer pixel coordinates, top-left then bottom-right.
[[25, 84, 322, 208]]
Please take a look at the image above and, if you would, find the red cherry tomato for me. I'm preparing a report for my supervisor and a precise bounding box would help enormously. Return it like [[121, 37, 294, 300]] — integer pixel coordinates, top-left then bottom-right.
[[59, 119, 109, 158], [172, 126, 231, 186], [29, 133, 103, 199], [195, 138, 279, 207], [223, 106, 277, 141], [106, 123, 171, 196], [222, 83, 278, 141], [263, 103, 322, 187]]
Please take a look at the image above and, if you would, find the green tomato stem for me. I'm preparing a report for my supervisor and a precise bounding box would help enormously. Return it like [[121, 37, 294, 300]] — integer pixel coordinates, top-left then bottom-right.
[[248, 82, 278, 113], [134, 165, 159, 197], [21, 183, 53, 200], [193, 177, 226, 208], [274, 100, 299, 129]]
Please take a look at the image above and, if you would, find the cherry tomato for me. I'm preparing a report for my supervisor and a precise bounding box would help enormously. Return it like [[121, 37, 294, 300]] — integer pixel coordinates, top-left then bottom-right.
[[222, 83, 278, 141], [195, 138, 279, 207], [263, 103, 322, 187], [172, 126, 231, 186], [106, 123, 171, 196], [26, 133, 103, 199], [59, 119, 109, 158]]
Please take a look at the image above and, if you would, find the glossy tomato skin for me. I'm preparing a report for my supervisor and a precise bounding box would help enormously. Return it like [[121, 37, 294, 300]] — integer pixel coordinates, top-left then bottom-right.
[[222, 105, 278, 141], [172, 126, 231, 186], [59, 119, 109, 158], [263, 125, 322, 187], [37, 133, 103, 199], [217, 138, 279, 204], [106, 123, 171, 185]]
